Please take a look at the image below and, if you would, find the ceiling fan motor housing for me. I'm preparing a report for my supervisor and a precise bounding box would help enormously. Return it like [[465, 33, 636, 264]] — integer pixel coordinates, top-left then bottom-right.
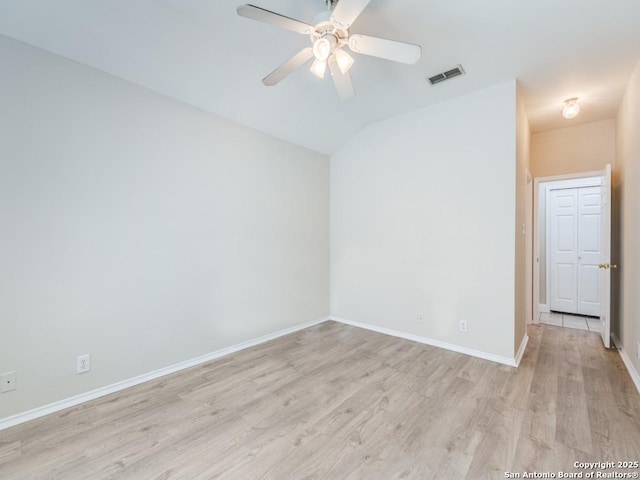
[[311, 11, 348, 54]]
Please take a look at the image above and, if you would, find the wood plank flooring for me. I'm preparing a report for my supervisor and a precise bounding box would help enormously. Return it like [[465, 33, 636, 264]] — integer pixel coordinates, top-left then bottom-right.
[[1, 321, 639, 479]]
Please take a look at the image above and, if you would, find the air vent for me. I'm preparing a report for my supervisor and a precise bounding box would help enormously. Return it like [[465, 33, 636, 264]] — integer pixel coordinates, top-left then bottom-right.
[[427, 65, 465, 85]]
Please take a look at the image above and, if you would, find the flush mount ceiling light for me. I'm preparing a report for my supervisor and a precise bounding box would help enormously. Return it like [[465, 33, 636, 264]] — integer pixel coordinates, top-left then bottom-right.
[[562, 97, 580, 119]]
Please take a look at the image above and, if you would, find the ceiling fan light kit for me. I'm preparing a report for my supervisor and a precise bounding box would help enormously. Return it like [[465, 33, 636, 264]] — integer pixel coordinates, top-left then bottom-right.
[[312, 37, 333, 61], [310, 57, 328, 78], [236, 0, 422, 100], [334, 49, 355, 74]]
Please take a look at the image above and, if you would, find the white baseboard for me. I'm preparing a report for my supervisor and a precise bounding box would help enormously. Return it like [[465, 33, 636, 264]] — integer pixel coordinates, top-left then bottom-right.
[[331, 317, 518, 367], [615, 339, 640, 393], [0, 316, 330, 431], [515, 334, 529, 366]]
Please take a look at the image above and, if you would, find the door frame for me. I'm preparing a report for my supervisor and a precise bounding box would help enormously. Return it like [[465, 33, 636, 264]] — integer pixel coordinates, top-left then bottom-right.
[[525, 170, 533, 325], [532, 170, 603, 324]]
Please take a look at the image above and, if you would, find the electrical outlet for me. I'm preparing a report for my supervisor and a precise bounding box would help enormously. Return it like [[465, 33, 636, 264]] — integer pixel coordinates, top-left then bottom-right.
[[1, 371, 16, 393], [77, 354, 91, 374], [459, 320, 468, 333]]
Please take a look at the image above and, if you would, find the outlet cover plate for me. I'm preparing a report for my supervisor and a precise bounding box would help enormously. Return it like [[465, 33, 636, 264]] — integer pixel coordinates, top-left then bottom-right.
[[1, 371, 16, 392], [77, 354, 91, 374]]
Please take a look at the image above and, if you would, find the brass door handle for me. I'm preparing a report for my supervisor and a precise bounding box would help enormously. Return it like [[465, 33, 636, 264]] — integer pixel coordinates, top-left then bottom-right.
[[598, 263, 618, 269]]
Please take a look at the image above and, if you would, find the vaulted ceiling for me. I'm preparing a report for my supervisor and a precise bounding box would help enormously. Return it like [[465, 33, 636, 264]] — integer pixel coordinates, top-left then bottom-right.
[[1, 0, 640, 154]]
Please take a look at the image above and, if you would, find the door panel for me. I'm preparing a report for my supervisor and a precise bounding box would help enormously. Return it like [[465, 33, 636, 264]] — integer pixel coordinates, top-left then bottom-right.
[[550, 189, 578, 313], [557, 216, 576, 250], [557, 263, 577, 301], [577, 186, 601, 316]]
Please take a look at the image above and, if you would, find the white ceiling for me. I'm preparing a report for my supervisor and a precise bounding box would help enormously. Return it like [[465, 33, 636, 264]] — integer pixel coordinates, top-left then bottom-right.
[[1, 0, 640, 154]]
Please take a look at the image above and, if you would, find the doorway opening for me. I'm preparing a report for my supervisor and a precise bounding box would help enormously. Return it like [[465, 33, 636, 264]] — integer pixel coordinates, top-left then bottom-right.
[[532, 167, 613, 347]]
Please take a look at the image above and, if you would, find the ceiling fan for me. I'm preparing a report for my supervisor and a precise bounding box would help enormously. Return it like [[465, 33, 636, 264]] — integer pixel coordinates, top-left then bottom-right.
[[236, 0, 422, 100]]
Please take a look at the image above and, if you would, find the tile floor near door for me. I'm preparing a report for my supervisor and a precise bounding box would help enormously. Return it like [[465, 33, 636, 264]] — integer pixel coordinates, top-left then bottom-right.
[[539, 311, 601, 333]]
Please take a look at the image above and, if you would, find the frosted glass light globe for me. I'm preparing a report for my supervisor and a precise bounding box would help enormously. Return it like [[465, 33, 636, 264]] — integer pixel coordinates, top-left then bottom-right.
[[313, 37, 332, 61], [562, 98, 580, 119]]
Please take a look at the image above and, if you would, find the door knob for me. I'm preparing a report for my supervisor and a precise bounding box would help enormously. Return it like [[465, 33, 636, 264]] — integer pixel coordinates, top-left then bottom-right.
[[598, 263, 618, 269]]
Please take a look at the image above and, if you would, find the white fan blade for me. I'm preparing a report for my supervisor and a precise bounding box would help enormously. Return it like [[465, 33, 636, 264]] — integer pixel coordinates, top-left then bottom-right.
[[237, 4, 314, 35], [349, 34, 421, 64], [328, 56, 355, 100], [330, 0, 372, 29], [262, 48, 314, 86]]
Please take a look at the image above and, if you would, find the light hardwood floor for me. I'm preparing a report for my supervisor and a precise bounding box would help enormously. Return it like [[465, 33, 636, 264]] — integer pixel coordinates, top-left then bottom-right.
[[1, 321, 640, 479]]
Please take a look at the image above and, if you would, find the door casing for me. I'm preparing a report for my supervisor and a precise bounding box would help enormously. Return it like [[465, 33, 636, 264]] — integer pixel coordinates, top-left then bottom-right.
[[532, 170, 603, 324]]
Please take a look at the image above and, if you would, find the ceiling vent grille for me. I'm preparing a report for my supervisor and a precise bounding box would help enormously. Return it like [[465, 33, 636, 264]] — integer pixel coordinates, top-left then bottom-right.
[[427, 65, 465, 85]]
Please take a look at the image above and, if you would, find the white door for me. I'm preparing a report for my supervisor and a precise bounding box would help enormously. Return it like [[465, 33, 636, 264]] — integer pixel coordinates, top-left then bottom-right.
[[549, 186, 602, 316], [599, 165, 612, 348], [577, 187, 602, 316], [549, 188, 579, 313]]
